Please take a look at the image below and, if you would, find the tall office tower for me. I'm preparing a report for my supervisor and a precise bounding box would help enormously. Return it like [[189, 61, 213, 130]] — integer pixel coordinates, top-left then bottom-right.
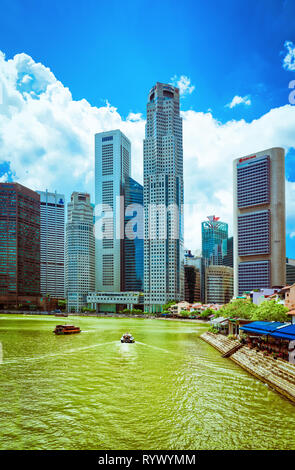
[[95, 130, 143, 297], [222, 236, 234, 268], [124, 177, 144, 291], [202, 215, 228, 263], [0, 183, 40, 308], [65, 192, 95, 312], [143, 82, 184, 312], [205, 265, 233, 304], [286, 258, 295, 286], [37, 190, 65, 299], [184, 249, 202, 302], [233, 147, 286, 296]]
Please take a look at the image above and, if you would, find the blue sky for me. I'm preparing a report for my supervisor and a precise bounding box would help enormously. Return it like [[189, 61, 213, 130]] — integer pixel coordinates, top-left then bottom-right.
[[0, 0, 295, 255], [1, 0, 294, 120]]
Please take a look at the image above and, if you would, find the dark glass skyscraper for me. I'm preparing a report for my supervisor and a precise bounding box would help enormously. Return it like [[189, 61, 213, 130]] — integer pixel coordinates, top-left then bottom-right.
[[124, 177, 143, 291], [0, 183, 40, 308]]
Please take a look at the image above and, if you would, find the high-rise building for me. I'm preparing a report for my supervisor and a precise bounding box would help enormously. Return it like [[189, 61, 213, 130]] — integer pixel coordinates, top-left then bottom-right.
[[65, 192, 95, 312], [222, 236, 234, 268], [143, 82, 184, 312], [286, 258, 295, 286], [37, 190, 65, 299], [124, 177, 144, 292], [205, 265, 233, 304], [0, 183, 40, 308], [202, 216, 228, 263], [184, 250, 202, 303], [233, 147, 286, 296], [95, 130, 143, 300]]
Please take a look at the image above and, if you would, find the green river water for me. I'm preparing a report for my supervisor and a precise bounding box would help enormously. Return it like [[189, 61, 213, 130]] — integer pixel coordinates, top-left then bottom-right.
[[0, 314, 295, 450]]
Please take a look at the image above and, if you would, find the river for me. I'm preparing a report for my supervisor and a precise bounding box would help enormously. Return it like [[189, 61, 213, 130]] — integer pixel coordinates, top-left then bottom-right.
[[0, 314, 295, 450]]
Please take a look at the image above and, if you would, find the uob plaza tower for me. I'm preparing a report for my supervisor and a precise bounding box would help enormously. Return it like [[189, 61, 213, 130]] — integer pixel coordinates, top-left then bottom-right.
[[143, 82, 184, 312]]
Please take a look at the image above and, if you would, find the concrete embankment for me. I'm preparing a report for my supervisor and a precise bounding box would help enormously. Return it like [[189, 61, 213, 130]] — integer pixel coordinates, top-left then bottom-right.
[[201, 331, 295, 403]]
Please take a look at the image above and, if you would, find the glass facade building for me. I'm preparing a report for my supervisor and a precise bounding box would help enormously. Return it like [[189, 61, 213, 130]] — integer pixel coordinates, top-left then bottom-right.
[[0, 183, 40, 307], [124, 177, 143, 292], [202, 216, 228, 263]]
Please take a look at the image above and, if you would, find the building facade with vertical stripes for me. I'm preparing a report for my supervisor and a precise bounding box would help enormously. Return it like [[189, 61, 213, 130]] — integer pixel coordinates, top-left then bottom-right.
[[143, 82, 184, 312], [65, 192, 95, 312], [94, 130, 143, 312], [0, 182, 40, 307], [37, 190, 65, 299], [233, 147, 286, 296]]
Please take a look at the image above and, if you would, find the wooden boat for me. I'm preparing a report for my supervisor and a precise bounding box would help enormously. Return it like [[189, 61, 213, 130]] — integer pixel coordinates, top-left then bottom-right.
[[53, 325, 81, 335], [121, 333, 135, 343]]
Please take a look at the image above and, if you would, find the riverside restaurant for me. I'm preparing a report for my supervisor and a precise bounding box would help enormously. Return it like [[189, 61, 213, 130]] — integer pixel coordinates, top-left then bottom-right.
[[240, 321, 295, 363]]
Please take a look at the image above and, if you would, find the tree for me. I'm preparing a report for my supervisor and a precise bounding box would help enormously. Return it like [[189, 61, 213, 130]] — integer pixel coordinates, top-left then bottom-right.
[[252, 300, 289, 322], [217, 299, 257, 320], [200, 308, 214, 318], [180, 310, 190, 317], [162, 300, 177, 311]]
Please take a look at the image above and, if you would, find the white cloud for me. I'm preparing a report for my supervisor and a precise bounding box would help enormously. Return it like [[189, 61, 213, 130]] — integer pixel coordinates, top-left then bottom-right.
[[170, 75, 195, 96], [226, 95, 251, 108], [0, 51, 295, 254], [283, 40, 295, 72]]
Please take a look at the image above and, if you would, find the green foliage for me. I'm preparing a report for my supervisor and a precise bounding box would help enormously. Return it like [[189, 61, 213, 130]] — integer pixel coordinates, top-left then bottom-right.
[[162, 300, 177, 311], [208, 326, 219, 334], [252, 300, 289, 322], [201, 308, 214, 318], [122, 308, 131, 314], [218, 299, 257, 320], [179, 310, 190, 317], [130, 309, 143, 315]]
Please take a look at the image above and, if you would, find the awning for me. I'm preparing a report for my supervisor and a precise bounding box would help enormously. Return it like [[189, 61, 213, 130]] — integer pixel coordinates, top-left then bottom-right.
[[240, 321, 287, 335], [271, 324, 295, 341]]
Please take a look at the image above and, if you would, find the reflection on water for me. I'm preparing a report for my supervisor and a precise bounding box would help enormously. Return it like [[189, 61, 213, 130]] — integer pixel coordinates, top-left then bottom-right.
[[1, 315, 295, 450]]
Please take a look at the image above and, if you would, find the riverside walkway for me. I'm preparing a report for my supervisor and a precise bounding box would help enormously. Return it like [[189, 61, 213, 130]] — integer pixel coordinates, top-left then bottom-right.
[[201, 331, 295, 403]]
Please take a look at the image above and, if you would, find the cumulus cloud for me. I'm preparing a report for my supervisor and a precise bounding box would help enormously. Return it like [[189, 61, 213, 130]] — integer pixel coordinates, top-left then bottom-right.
[[170, 75, 195, 96], [0, 51, 295, 253], [283, 40, 295, 71], [226, 95, 251, 108]]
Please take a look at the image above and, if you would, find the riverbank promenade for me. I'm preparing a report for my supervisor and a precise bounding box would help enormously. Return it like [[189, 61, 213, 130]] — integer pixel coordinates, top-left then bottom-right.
[[201, 331, 295, 403]]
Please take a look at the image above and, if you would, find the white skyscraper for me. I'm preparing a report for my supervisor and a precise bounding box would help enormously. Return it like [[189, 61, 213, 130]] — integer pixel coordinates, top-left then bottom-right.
[[65, 192, 95, 312], [37, 190, 65, 299], [95, 130, 144, 304], [95, 130, 131, 293], [143, 82, 184, 312]]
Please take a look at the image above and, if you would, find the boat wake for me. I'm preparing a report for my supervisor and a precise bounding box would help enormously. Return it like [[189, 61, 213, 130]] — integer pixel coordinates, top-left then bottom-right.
[[135, 341, 171, 354], [1, 341, 118, 365]]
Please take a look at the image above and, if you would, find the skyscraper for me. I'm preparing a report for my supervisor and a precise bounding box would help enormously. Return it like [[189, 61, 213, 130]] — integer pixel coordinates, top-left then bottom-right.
[[184, 250, 202, 303], [124, 177, 144, 291], [37, 190, 65, 299], [233, 147, 286, 296], [202, 216, 228, 263], [0, 183, 40, 308], [65, 192, 95, 312], [95, 130, 143, 296], [143, 82, 184, 312]]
